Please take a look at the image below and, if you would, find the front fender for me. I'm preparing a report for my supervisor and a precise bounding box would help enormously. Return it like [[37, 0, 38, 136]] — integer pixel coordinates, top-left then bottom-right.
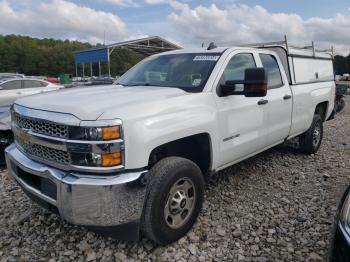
[[122, 102, 218, 170]]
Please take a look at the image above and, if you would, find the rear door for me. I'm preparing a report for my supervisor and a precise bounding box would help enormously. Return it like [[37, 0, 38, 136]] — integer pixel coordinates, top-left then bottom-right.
[[257, 52, 293, 145], [0, 80, 23, 106], [22, 80, 50, 96]]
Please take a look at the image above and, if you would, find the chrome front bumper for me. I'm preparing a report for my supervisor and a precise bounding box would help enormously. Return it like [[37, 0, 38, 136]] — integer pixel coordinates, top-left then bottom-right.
[[5, 143, 147, 228]]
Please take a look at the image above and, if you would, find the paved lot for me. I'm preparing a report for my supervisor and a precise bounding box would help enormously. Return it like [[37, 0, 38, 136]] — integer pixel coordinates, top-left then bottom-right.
[[1, 97, 350, 261]]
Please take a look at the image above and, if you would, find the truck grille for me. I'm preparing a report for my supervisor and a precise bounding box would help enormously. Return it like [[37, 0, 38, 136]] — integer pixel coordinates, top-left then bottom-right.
[[12, 106, 124, 172], [13, 113, 68, 139], [15, 135, 70, 165]]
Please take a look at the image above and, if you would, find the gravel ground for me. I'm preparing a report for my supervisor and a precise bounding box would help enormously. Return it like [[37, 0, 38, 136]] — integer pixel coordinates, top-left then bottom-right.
[[1, 97, 350, 262]]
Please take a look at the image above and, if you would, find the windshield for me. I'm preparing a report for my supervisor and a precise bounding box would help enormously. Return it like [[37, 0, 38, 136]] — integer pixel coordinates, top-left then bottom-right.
[[117, 53, 221, 92]]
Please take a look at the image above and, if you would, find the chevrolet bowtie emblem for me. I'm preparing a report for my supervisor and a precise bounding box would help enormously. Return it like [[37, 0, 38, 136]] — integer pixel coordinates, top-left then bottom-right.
[[19, 129, 30, 142]]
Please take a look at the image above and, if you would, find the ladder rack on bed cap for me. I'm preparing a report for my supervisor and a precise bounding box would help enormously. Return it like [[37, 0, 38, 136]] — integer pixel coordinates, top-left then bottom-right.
[[214, 35, 335, 85], [217, 35, 334, 58]]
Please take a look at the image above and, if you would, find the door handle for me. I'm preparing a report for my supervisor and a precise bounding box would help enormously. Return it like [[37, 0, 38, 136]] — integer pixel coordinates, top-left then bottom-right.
[[283, 94, 292, 100], [257, 99, 268, 105], [16, 92, 22, 95]]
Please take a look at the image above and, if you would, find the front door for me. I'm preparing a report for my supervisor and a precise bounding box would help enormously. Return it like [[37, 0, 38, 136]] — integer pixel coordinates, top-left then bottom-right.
[[215, 52, 270, 167]]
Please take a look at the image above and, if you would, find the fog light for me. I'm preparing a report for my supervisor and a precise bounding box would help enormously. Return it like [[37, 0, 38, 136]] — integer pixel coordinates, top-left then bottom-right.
[[102, 152, 121, 167]]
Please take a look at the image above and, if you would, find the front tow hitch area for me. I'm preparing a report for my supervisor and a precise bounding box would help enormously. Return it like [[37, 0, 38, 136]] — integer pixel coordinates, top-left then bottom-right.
[[5, 144, 148, 241], [0, 130, 13, 166]]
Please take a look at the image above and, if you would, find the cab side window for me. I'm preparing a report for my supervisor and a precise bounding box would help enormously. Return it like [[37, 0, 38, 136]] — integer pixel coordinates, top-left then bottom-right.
[[222, 53, 256, 91], [0, 80, 22, 90], [23, 80, 48, 88], [259, 54, 283, 89]]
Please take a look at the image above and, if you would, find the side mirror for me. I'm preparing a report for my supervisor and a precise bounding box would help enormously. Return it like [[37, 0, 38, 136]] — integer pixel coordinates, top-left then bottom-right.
[[219, 68, 268, 97], [243, 68, 268, 97]]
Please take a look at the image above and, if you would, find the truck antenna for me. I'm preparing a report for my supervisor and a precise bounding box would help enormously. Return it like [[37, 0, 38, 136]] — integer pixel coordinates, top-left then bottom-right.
[[207, 42, 217, 50]]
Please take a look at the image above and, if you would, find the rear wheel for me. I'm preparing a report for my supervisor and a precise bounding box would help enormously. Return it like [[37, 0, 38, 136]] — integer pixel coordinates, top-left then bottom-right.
[[336, 98, 345, 113], [299, 114, 323, 154], [141, 157, 204, 245]]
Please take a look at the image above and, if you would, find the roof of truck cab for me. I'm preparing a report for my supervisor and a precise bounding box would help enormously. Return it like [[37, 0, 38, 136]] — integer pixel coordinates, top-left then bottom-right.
[[157, 46, 254, 55]]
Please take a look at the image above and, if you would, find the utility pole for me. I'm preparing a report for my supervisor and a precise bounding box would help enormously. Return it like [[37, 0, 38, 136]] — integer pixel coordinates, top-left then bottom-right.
[[104, 30, 106, 46]]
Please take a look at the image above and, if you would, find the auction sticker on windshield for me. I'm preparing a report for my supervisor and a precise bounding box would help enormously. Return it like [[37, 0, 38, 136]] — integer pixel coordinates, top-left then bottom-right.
[[193, 56, 220, 61]]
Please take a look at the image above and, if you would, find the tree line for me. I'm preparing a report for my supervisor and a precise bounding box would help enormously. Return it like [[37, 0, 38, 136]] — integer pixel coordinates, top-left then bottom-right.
[[0, 34, 143, 77], [0, 34, 349, 77]]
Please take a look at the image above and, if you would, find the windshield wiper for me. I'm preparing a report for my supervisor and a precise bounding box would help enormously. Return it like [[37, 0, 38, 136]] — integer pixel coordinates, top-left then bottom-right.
[[121, 82, 152, 87]]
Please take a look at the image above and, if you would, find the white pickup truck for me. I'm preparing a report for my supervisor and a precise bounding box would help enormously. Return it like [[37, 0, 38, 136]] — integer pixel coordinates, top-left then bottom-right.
[[5, 41, 335, 244]]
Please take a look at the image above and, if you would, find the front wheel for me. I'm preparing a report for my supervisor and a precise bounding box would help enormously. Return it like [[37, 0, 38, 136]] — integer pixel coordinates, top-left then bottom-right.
[[299, 114, 323, 154], [141, 157, 204, 245]]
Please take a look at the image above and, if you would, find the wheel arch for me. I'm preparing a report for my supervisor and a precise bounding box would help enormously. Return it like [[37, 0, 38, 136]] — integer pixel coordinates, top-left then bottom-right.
[[147, 133, 212, 179], [315, 101, 329, 121]]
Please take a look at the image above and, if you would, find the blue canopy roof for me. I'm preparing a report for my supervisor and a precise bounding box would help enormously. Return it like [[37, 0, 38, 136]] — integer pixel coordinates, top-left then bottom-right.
[[74, 36, 181, 64], [75, 48, 108, 64]]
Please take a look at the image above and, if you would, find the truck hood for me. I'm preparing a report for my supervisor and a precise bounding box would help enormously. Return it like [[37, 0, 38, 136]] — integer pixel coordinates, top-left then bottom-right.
[[15, 85, 189, 121]]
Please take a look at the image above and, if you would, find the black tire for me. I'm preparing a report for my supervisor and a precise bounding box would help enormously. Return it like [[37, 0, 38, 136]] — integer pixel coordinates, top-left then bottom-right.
[[0, 148, 5, 167], [299, 114, 323, 154], [336, 98, 345, 113], [141, 157, 204, 245], [0, 130, 12, 167]]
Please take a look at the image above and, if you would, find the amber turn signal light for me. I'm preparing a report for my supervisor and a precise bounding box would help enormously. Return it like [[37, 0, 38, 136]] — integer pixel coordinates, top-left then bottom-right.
[[102, 126, 121, 140], [101, 152, 121, 167]]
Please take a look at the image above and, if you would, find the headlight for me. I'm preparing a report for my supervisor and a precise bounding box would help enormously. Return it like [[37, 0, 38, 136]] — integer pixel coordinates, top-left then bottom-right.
[[67, 123, 123, 168], [69, 126, 121, 141], [70, 152, 122, 167]]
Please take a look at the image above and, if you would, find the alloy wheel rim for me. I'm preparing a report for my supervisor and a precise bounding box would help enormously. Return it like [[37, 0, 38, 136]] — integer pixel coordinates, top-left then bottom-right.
[[164, 177, 196, 229], [313, 124, 321, 147]]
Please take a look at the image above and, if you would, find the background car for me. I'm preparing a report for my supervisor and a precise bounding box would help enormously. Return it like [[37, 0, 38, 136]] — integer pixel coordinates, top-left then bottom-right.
[[0, 78, 64, 166], [0, 73, 25, 80], [330, 185, 350, 262], [0, 78, 64, 107], [44, 76, 60, 84]]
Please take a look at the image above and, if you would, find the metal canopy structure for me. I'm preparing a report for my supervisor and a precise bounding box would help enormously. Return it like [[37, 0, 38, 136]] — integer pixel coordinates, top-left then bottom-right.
[[107, 36, 182, 56], [74, 36, 181, 77]]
